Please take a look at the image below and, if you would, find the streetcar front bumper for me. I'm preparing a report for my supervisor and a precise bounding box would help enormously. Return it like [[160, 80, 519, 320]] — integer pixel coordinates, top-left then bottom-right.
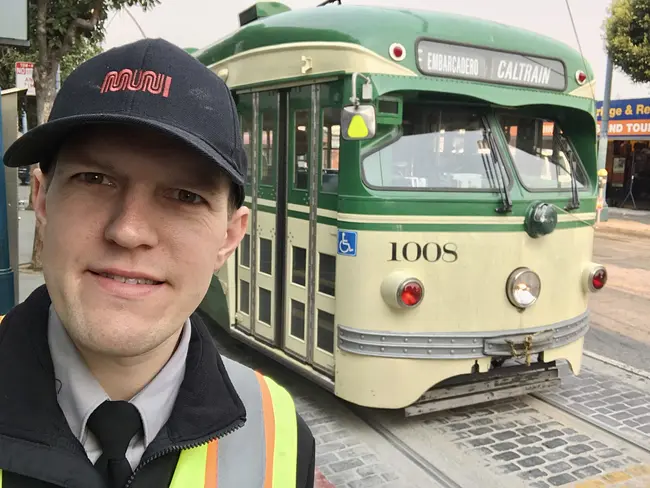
[[337, 311, 589, 360]]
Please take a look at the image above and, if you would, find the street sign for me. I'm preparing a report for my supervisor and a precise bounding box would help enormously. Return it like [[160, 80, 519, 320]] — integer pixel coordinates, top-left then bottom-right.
[[15, 62, 35, 96], [0, 0, 29, 47]]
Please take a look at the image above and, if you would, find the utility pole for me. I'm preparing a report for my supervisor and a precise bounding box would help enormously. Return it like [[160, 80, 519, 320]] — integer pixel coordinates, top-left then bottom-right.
[[596, 55, 614, 222]]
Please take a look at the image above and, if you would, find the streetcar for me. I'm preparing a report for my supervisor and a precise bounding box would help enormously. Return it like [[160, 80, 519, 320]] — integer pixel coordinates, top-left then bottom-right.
[[193, 1, 608, 415]]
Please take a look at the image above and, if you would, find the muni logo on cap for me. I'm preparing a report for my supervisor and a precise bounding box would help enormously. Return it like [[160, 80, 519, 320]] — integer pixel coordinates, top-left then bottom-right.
[[100, 69, 173, 98]]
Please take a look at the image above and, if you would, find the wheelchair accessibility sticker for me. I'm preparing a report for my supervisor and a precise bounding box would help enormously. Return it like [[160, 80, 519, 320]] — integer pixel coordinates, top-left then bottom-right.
[[337, 230, 357, 257]]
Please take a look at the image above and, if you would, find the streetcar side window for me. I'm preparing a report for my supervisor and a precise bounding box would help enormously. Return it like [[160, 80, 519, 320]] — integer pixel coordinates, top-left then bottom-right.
[[294, 110, 310, 190], [318, 253, 336, 296], [238, 95, 254, 185], [361, 104, 506, 191], [292, 246, 307, 287], [321, 108, 341, 194], [260, 106, 277, 187], [498, 115, 589, 191], [291, 300, 305, 340], [240, 234, 250, 268], [317, 310, 335, 354]]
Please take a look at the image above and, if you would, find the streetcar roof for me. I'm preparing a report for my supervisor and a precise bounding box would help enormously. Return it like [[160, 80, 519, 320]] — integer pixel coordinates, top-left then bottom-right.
[[194, 3, 594, 84]]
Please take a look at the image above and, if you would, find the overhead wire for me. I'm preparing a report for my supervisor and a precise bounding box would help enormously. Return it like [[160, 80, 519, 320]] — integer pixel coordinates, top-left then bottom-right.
[[564, 0, 597, 100]]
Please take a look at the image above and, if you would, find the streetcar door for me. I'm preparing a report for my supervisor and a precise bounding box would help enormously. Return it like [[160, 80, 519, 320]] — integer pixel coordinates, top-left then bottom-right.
[[282, 83, 341, 376], [310, 89, 343, 376], [234, 93, 254, 334], [250, 91, 280, 345], [282, 85, 312, 361]]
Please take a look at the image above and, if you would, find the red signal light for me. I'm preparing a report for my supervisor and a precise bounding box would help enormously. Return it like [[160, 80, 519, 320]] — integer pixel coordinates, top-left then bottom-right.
[[389, 43, 406, 61], [399, 280, 423, 307], [576, 70, 587, 85], [591, 268, 607, 290]]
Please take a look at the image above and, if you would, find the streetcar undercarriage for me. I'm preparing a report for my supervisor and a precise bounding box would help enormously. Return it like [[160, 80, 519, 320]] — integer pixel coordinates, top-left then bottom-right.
[[405, 358, 560, 417]]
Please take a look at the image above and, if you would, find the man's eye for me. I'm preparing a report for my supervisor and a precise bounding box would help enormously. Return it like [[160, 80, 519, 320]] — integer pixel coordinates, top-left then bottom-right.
[[78, 173, 110, 185], [173, 189, 203, 204]]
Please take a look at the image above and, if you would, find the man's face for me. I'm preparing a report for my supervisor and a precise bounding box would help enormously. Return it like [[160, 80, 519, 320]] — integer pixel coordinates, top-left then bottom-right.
[[33, 125, 248, 358]]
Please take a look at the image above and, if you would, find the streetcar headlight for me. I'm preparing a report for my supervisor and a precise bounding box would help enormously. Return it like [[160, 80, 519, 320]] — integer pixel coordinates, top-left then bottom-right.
[[506, 267, 541, 309], [380, 271, 424, 309]]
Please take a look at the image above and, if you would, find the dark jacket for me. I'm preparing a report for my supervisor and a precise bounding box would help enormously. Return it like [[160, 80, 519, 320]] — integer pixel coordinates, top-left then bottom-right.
[[0, 285, 315, 488]]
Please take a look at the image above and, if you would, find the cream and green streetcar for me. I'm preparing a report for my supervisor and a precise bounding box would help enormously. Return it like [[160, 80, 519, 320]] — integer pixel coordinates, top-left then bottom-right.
[[194, 1, 608, 415]]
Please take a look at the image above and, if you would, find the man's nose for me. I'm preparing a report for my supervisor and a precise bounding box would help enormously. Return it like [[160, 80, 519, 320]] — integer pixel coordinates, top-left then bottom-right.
[[103, 190, 159, 249]]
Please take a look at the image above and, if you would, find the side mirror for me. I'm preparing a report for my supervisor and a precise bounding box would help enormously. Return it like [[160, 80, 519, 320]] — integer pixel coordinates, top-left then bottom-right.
[[341, 104, 376, 141]]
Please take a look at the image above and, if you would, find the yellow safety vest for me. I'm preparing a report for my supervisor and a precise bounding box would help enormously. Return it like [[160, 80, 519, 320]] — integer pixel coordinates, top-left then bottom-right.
[[170, 359, 298, 488], [0, 357, 299, 488]]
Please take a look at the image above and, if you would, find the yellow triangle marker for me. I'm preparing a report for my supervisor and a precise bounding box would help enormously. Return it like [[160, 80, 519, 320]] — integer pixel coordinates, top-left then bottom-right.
[[347, 114, 369, 138]]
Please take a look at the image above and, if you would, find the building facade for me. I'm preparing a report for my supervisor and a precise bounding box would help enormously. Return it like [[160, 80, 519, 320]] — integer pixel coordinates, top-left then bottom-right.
[[597, 98, 650, 210]]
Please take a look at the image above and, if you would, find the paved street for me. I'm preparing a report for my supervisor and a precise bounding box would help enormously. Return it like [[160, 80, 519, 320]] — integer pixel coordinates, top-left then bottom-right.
[[586, 232, 650, 372], [11, 181, 650, 487], [607, 207, 650, 226]]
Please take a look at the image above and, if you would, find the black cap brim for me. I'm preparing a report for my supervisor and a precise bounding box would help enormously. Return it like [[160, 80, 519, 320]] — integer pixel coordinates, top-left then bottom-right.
[[3, 114, 245, 207]]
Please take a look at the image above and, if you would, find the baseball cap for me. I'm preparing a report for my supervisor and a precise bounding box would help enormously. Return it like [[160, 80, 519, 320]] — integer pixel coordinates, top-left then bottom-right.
[[2, 38, 247, 208]]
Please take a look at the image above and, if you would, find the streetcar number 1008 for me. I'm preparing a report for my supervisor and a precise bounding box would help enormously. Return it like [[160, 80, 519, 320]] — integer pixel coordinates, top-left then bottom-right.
[[389, 242, 458, 263]]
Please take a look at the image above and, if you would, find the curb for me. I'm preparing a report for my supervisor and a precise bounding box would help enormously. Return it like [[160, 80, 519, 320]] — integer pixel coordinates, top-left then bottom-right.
[[583, 350, 650, 381], [594, 219, 650, 240], [595, 226, 650, 240]]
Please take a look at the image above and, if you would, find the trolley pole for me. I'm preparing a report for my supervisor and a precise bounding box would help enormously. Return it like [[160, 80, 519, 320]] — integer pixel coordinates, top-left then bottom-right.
[[596, 55, 613, 223]]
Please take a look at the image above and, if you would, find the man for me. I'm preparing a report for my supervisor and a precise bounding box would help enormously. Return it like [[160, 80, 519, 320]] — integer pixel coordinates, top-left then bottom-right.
[[0, 38, 315, 488]]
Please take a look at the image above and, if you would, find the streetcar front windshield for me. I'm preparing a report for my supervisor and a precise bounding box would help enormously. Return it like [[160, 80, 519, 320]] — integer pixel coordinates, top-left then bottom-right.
[[362, 104, 504, 191], [497, 114, 588, 190]]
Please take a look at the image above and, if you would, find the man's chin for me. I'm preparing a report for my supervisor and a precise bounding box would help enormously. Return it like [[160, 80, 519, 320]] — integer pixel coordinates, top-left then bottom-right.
[[71, 317, 170, 357]]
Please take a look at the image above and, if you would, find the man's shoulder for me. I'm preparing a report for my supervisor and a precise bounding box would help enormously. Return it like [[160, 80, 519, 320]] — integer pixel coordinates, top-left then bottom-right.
[[220, 355, 295, 407]]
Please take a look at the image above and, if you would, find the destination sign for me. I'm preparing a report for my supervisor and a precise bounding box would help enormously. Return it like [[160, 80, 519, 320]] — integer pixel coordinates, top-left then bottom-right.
[[416, 40, 567, 91]]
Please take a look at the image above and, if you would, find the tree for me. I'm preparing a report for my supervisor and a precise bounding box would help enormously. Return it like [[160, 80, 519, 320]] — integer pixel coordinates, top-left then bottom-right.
[[1, 37, 102, 211], [604, 0, 650, 83], [1, 0, 160, 271]]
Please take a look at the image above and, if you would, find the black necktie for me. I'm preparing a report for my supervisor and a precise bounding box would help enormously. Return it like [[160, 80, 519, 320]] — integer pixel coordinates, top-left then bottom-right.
[[87, 400, 143, 488]]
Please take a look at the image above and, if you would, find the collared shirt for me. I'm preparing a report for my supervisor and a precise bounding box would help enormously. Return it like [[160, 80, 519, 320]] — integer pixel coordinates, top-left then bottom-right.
[[48, 305, 191, 469]]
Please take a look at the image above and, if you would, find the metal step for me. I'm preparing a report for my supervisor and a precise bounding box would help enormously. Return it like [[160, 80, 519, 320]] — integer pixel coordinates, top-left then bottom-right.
[[405, 367, 561, 417]]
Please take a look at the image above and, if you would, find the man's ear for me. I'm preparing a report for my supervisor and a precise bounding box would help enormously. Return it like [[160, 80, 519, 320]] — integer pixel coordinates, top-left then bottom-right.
[[214, 206, 249, 272], [33, 168, 48, 228]]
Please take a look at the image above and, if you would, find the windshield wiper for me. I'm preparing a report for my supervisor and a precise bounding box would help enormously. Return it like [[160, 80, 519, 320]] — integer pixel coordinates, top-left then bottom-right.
[[482, 121, 512, 214], [554, 133, 580, 210]]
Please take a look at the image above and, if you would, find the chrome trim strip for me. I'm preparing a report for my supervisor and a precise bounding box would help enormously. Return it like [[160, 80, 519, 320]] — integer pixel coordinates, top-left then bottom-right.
[[306, 84, 320, 366], [250, 92, 260, 337], [337, 312, 589, 359]]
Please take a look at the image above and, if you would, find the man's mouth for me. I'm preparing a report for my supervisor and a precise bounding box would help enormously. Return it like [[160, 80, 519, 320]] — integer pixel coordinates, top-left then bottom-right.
[[90, 269, 164, 285]]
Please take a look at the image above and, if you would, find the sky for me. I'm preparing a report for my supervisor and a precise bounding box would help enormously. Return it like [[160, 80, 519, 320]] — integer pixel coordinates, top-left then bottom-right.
[[102, 0, 650, 102]]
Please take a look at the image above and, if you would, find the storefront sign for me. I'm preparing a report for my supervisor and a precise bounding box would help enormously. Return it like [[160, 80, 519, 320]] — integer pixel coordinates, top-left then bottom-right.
[[416, 40, 567, 91], [596, 98, 650, 137], [596, 120, 650, 137]]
